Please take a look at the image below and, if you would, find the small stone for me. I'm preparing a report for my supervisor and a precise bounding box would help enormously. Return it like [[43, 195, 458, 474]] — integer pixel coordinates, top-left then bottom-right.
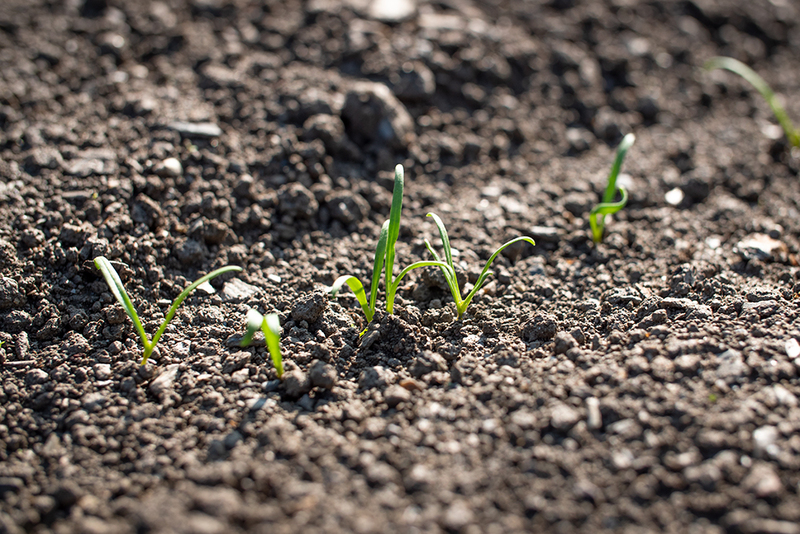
[[0, 277, 24, 310], [442, 500, 474, 531], [309, 360, 337, 390], [553, 332, 576, 354], [743, 463, 783, 498], [342, 81, 415, 148], [231, 368, 250, 384], [359, 366, 395, 389], [291, 292, 327, 323], [81, 392, 107, 412], [94, 363, 112, 380], [168, 121, 222, 138], [785, 338, 800, 359], [715, 349, 746, 384], [753, 426, 779, 456], [520, 313, 558, 342], [586, 397, 602, 430], [283, 370, 311, 398], [665, 187, 684, 206], [674, 354, 700, 374], [409, 351, 447, 378], [368, 0, 416, 22], [220, 279, 259, 302], [148, 364, 179, 398], [156, 157, 183, 178], [25, 368, 49, 386], [551, 403, 580, 431], [384, 384, 411, 408]]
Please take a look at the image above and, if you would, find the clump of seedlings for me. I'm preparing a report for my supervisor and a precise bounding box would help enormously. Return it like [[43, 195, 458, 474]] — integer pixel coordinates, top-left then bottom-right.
[[240, 309, 284, 378], [330, 164, 447, 323], [706, 56, 799, 148], [424, 213, 535, 320], [590, 133, 635, 243], [94, 256, 242, 366]]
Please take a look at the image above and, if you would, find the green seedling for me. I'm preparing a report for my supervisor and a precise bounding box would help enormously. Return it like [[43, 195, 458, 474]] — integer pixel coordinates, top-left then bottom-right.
[[93, 256, 242, 366], [424, 213, 535, 320], [240, 309, 283, 378], [705, 56, 799, 148], [590, 133, 635, 244], [330, 164, 446, 322]]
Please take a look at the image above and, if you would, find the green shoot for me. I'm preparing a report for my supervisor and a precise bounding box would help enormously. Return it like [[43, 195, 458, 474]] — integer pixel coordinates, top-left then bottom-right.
[[331, 164, 448, 321], [93, 256, 242, 366], [240, 309, 284, 378], [590, 133, 635, 243], [424, 213, 535, 320], [705, 56, 799, 148]]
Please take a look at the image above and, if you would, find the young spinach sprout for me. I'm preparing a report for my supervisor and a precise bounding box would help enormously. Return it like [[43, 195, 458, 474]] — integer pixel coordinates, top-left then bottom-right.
[[240, 309, 283, 378], [93, 256, 242, 366], [330, 164, 446, 321], [424, 213, 535, 320], [705, 56, 799, 148], [590, 133, 635, 244]]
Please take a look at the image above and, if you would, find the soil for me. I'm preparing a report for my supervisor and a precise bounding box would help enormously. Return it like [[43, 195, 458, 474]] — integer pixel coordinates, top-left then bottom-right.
[[1, 0, 800, 532]]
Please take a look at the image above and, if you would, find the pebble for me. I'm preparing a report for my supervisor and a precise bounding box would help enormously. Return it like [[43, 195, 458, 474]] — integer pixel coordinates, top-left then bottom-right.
[[586, 397, 602, 430], [168, 121, 222, 137], [283, 370, 311, 398], [753, 426, 779, 457], [384, 385, 411, 408], [156, 157, 183, 178], [368, 0, 416, 22], [148, 364, 179, 398], [342, 81, 414, 148], [94, 364, 112, 381], [231, 368, 250, 384], [359, 366, 395, 390], [550, 403, 580, 431], [291, 292, 327, 323], [25, 368, 48, 386], [785, 338, 800, 359], [309, 360, 337, 390], [0, 277, 24, 309], [520, 313, 558, 341], [743, 463, 783, 498], [409, 351, 447, 378], [220, 279, 259, 302], [665, 187, 684, 206]]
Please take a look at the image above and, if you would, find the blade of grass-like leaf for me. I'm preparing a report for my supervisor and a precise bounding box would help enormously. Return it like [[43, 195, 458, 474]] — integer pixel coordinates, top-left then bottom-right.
[[386, 260, 450, 314], [384, 164, 405, 289], [462, 237, 536, 311], [370, 221, 390, 314], [602, 134, 635, 204], [330, 275, 373, 322], [705, 57, 800, 148], [94, 256, 149, 350], [424, 239, 442, 262], [149, 265, 242, 350], [426, 213, 453, 270], [590, 187, 628, 243], [264, 313, 284, 377], [240, 308, 264, 347]]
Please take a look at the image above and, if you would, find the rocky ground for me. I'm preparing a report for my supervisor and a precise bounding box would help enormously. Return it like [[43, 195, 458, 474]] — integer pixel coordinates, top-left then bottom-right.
[[1, 0, 800, 532]]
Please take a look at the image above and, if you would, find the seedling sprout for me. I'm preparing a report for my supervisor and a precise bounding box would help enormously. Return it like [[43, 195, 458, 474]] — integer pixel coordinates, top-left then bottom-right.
[[424, 213, 535, 320], [93, 256, 241, 366], [330, 164, 447, 322], [240, 309, 284, 378], [705, 56, 799, 148], [590, 133, 635, 244]]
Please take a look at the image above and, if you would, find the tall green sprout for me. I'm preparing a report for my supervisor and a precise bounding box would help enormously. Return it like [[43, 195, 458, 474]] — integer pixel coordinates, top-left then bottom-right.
[[590, 133, 635, 243], [94, 256, 241, 366], [330, 164, 447, 322], [705, 56, 799, 148], [424, 213, 535, 320]]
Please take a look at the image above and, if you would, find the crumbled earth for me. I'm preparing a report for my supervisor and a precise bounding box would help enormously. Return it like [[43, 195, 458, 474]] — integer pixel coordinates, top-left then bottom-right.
[[1, 0, 800, 533]]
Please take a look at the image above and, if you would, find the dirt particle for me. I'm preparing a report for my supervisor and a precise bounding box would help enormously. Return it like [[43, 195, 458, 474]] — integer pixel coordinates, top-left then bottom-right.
[[520, 313, 558, 341]]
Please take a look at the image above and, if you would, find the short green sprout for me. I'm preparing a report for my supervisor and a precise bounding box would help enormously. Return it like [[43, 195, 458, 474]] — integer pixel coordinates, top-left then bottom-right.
[[93, 256, 242, 366], [705, 56, 799, 148], [240, 309, 283, 378], [590, 133, 635, 243], [330, 164, 446, 322], [424, 213, 535, 320]]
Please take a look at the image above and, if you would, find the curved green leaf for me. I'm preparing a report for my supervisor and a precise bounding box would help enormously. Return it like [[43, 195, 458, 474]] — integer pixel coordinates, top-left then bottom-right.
[[264, 313, 284, 378], [706, 57, 799, 148], [461, 237, 536, 315], [386, 260, 450, 314], [94, 256, 149, 351], [330, 275, 373, 323], [426, 213, 453, 269], [590, 186, 628, 243]]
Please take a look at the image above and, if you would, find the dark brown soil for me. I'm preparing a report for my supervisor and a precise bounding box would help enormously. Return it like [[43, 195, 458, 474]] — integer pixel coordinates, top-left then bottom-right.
[[1, 0, 800, 532]]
